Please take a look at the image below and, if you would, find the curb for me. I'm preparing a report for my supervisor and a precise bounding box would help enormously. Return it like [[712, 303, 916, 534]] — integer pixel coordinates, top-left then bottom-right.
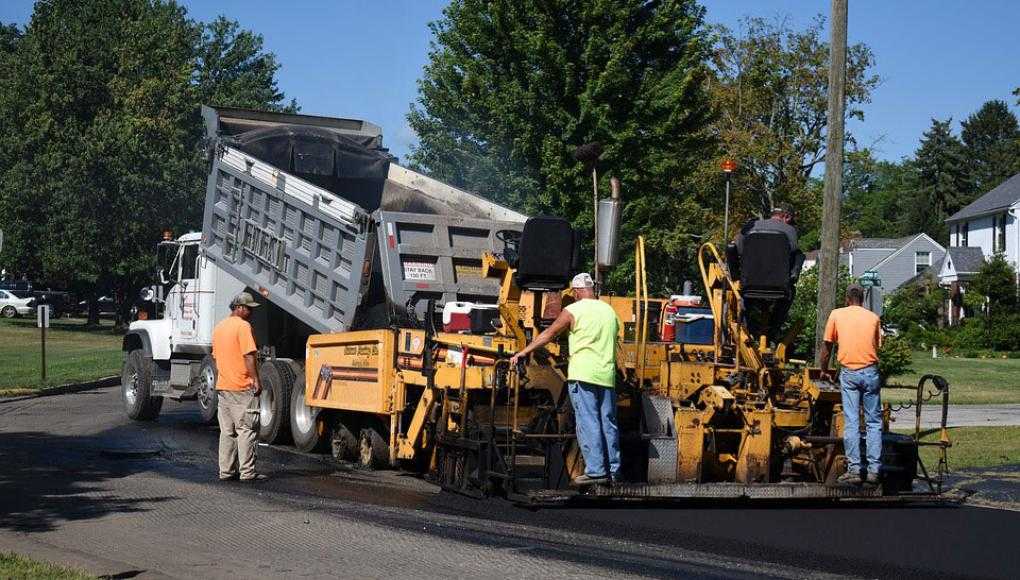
[[0, 375, 119, 403]]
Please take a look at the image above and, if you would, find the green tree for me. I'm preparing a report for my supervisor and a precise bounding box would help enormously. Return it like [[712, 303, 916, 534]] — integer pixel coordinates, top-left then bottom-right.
[[707, 16, 879, 247], [960, 100, 1020, 195], [901, 118, 971, 242], [194, 16, 298, 112], [407, 0, 716, 293], [784, 264, 851, 357], [842, 150, 914, 238], [970, 253, 1018, 316], [883, 280, 945, 333], [0, 1, 296, 325]]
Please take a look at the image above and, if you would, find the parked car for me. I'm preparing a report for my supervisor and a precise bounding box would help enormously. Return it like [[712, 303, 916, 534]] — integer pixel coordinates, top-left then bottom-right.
[[76, 295, 118, 317], [882, 323, 901, 338], [0, 289, 35, 318]]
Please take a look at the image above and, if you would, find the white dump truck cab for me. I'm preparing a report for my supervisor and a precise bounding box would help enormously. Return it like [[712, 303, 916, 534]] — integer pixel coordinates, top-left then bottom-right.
[[121, 232, 244, 424]]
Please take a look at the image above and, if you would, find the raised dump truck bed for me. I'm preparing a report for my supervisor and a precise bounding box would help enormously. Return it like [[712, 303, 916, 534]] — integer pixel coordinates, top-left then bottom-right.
[[199, 105, 525, 334]]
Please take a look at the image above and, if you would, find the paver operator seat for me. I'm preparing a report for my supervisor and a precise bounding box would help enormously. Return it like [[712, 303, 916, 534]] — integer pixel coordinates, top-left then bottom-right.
[[726, 230, 805, 342]]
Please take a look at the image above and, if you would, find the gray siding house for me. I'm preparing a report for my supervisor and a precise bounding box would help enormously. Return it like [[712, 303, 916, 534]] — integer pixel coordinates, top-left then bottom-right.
[[840, 234, 946, 313]]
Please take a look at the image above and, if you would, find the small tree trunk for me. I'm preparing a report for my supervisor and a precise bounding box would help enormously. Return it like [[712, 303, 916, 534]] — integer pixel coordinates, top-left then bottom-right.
[[87, 292, 100, 327]]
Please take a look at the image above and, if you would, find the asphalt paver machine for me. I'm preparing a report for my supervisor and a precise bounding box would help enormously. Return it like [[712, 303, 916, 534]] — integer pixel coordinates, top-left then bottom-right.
[[301, 216, 954, 504]]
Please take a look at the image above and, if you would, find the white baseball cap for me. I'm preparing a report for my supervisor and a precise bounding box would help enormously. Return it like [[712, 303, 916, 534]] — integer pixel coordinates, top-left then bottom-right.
[[570, 273, 595, 289]]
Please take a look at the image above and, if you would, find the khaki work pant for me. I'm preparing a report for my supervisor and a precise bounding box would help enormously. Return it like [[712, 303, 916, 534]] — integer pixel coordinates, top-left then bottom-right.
[[217, 389, 259, 479]]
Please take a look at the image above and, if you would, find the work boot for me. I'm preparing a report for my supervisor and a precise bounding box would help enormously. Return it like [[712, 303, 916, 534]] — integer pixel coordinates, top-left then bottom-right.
[[571, 474, 608, 486], [240, 473, 269, 483], [835, 471, 862, 486], [865, 471, 881, 485]]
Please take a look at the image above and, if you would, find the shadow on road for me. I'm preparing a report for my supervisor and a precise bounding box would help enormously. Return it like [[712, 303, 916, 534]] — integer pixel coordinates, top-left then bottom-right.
[[0, 430, 175, 533]]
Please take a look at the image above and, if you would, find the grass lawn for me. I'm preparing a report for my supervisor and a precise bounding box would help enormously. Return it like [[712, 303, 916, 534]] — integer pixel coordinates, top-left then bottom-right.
[[0, 317, 123, 395], [905, 426, 1020, 471], [884, 351, 1020, 405], [0, 552, 94, 580]]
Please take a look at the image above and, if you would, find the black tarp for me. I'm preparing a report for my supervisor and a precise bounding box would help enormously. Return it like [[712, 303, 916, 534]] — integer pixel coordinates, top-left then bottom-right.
[[226, 125, 393, 211]]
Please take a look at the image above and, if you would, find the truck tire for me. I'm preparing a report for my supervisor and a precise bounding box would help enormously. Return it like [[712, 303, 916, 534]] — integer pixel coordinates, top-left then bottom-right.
[[196, 356, 219, 425], [358, 424, 389, 469], [257, 361, 292, 444], [122, 349, 163, 421], [290, 371, 327, 452], [331, 419, 360, 462]]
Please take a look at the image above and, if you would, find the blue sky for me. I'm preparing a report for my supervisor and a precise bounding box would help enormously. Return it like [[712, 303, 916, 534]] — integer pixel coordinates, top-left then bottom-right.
[[2, 1, 1018, 164]]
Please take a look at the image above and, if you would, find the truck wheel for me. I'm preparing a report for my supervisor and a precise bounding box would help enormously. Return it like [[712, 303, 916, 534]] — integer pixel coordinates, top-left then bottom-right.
[[290, 371, 327, 452], [358, 425, 389, 469], [122, 350, 163, 421], [257, 361, 292, 444], [331, 419, 359, 462], [196, 356, 218, 425]]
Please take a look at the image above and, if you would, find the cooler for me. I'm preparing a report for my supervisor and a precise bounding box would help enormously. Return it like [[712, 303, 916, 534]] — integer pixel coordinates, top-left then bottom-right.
[[674, 306, 714, 345]]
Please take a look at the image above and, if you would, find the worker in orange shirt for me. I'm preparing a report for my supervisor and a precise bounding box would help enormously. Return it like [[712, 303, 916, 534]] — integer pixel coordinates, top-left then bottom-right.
[[212, 292, 265, 482], [819, 284, 883, 486]]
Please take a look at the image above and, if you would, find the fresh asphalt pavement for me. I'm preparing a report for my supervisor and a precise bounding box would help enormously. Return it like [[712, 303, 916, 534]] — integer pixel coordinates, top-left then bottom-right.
[[0, 387, 1018, 579]]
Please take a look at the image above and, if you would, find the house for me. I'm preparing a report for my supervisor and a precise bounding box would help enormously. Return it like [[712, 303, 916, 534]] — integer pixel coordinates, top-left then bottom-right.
[[935, 246, 986, 325], [945, 172, 1020, 277], [841, 235, 946, 312]]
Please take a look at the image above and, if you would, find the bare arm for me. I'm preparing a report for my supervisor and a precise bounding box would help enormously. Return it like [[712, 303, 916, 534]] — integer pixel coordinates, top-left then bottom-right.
[[509, 310, 574, 366], [818, 341, 835, 380], [244, 353, 261, 395]]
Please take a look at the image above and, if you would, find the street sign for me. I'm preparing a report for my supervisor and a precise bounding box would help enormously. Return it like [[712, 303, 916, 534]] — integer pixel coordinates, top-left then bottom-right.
[[37, 304, 50, 328], [858, 270, 881, 288]]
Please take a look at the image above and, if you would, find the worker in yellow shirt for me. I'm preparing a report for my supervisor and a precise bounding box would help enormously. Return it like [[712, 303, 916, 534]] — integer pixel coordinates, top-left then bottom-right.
[[510, 273, 621, 486], [820, 284, 883, 486]]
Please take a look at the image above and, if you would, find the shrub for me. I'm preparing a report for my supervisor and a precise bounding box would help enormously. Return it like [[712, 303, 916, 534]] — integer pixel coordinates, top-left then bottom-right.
[[985, 312, 1020, 351], [883, 281, 945, 333], [878, 336, 913, 384]]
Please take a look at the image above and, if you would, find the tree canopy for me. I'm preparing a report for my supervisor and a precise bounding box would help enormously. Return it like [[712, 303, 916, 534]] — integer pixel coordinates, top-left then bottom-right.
[[707, 15, 878, 240], [0, 0, 295, 322], [900, 118, 972, 242], [960, 99, 1020, 194], [407, 0, 717, 293]]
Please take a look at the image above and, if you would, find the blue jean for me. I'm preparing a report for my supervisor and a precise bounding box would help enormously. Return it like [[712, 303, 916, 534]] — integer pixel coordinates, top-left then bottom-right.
[[840, 365, 882, 475], [567, 381, 621, 477]]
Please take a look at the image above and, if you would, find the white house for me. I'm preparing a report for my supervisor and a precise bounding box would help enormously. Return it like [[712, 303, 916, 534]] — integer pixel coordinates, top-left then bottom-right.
[[942, 172, 1020, 325], [945, 173, 1020, 277]]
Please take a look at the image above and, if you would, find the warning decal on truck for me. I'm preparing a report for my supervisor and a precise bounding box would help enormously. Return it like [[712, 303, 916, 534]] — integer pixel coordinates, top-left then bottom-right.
[[402, 260, 436, 281]]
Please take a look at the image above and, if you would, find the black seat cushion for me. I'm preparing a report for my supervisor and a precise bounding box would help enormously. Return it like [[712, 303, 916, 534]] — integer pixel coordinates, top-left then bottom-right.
[[515, 217, 575, 291], [740, 230, 792, 299]]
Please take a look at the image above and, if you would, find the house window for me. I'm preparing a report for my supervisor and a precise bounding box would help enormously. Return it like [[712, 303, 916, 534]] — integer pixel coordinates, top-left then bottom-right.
[[961, 222, 969, 247], [998, 213, 1008, 254], [915, 251, 931, 275]]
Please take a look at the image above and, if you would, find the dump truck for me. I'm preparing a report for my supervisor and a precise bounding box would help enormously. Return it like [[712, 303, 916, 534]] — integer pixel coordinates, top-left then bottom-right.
[[121, 106, 525, 450]]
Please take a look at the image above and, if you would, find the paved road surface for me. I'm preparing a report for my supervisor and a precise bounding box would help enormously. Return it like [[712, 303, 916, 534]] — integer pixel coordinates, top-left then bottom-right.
[[1, 387, 1018, 579], [891, 404, 1020, 428]]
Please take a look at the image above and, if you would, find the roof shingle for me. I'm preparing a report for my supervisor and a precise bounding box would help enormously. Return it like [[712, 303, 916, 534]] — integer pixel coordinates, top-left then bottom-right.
[[946, 173, 1020, 222], [946, 246, 985, 274]]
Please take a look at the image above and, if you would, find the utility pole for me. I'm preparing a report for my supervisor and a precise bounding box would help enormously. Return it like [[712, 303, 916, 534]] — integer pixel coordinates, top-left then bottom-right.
[[815, 0, 848, 363]]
